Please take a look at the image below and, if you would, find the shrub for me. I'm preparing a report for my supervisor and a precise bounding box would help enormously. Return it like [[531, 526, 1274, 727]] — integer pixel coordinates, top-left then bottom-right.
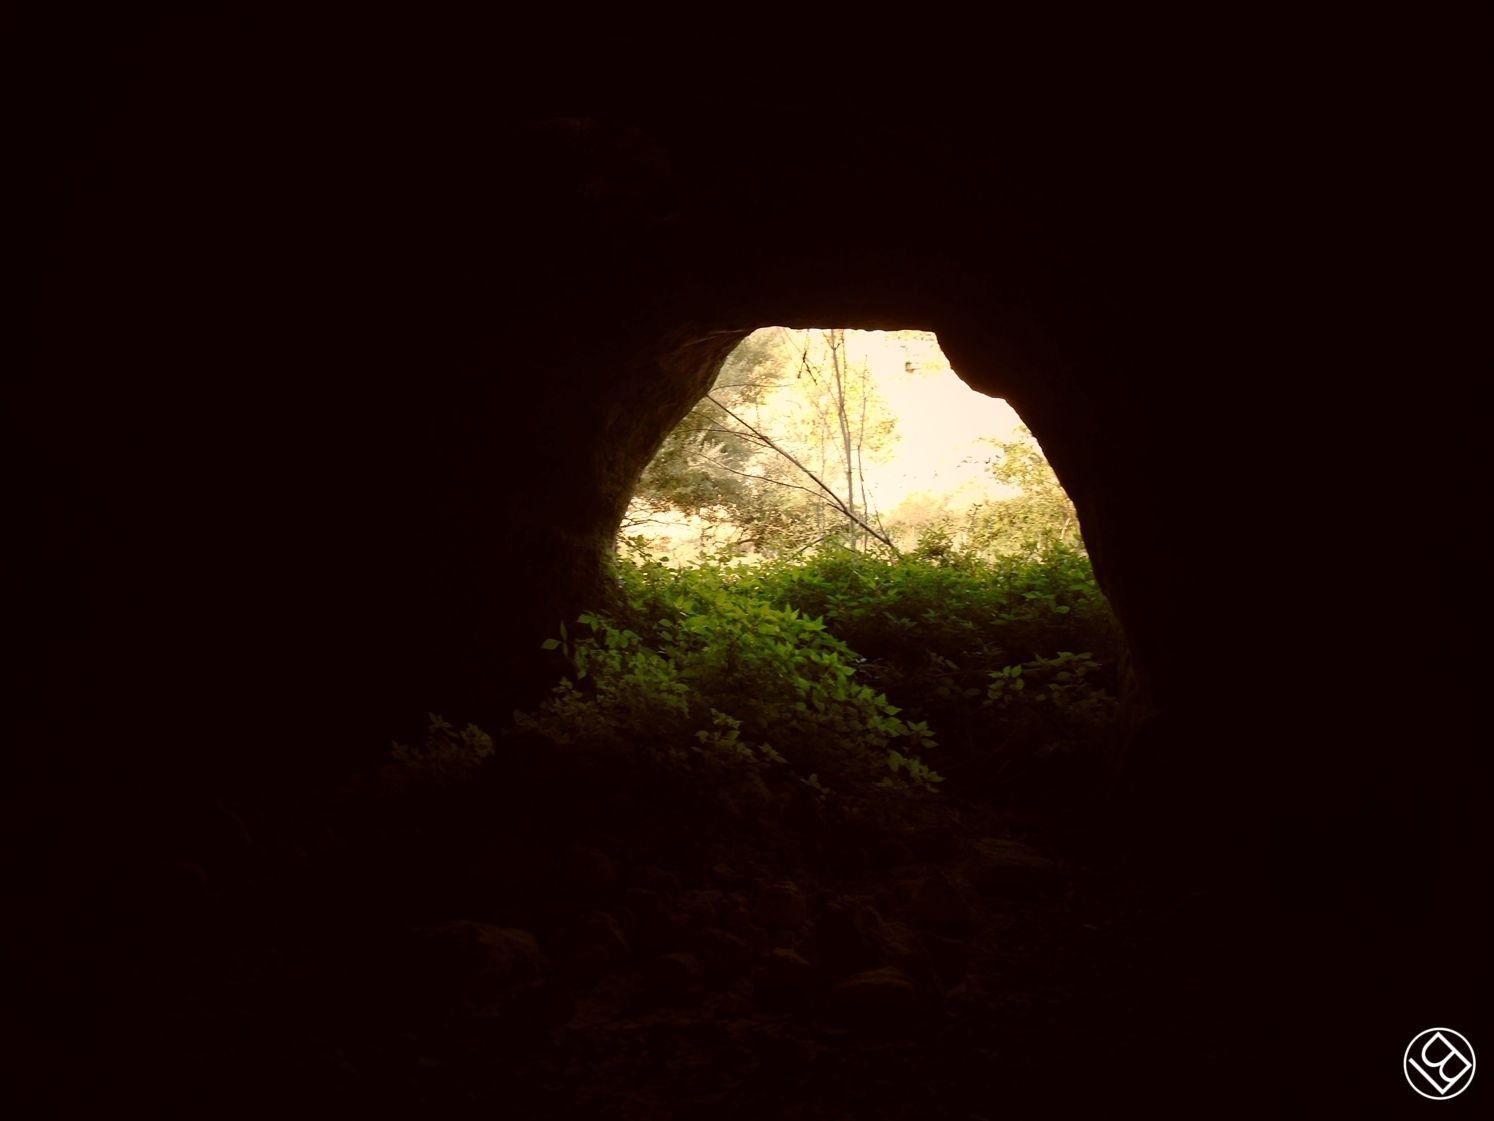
[[390, 714, 496, 784], [513, 536, 1128, 810], [979, 650, 1121, 779], [731, 541, 1121, 767], [513, 543, 942, 813]]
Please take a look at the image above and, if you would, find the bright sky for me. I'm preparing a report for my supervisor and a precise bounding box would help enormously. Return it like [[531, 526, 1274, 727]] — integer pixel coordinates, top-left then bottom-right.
[[843, 329, 1026, 516], [630, 328, 1031, 559]]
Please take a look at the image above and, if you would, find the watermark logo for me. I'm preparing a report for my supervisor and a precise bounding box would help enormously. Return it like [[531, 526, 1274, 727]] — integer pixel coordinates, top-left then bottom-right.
[[1404, 1028, 1476, 1099]]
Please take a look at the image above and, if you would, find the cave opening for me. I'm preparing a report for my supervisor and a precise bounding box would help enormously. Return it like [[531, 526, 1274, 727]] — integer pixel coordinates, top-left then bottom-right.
[[573, 325, 1133, 818], [624, 327, 1053, 567], [15, 68, 1479, 1115]]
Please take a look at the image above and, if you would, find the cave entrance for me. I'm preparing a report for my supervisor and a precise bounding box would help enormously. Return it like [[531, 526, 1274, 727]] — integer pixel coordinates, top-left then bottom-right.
[[624, 327, 1082, 568], [603, 327, 1121, 803]]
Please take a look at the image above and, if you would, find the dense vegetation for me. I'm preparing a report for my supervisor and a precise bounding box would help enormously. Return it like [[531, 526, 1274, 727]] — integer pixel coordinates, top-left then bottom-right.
[[507, 535, 1135, 819], [394, 331, 1139, 818], [625, 329, 1082, 563]]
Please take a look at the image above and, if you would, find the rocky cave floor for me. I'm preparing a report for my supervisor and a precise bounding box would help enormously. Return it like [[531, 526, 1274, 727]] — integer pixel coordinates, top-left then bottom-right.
[[11, 744, 1363, 1119]]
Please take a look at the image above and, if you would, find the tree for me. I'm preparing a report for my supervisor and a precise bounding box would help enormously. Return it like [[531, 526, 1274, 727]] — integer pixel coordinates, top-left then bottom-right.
[[624, 328, 902, 558], [622, 331, 776, 547], [962, 426, 1084, 558]]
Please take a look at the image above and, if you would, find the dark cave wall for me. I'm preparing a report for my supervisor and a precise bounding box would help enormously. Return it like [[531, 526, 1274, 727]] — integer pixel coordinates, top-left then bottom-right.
[[12, 101, 1285, 798], [6, 30, 1483, 1084], [13, 63, 1482, 891], [394, 322, 754, 739]]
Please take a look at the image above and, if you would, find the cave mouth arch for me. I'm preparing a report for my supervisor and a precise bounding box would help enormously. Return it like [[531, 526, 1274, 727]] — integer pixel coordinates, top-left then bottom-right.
[[373, 301, 1171, 800], [572, 323, 1132, 809], [622, 326, 1076, 570], [11, 76, 1469, 1112]]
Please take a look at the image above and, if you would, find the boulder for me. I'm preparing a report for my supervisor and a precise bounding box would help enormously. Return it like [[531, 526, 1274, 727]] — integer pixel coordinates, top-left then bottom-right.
[[866, 918, 942, 995], [754, 947, 817, 1005], [621, 886, 668, 926], [622, 886, 696, 955], [405, 921, 549, 1007], [915, 931, 970, 989], [968, 838, 1061, 898], [646, 952, 702, 997], [503, 981, 577, 1032], [558, 910, 630, 987], [677, 888, 723, 924], [812, 900, 888, 981], [877, 839, 918, 868], [906, 872, 974, 935], [906, 825, 957, 862], [654, 913, 700, 953], [831, 967, 917, 1017], [754, 882, 808, 931], [626, 866, 682, 900], [783, 791, 828, 836], [683, 926, 753, 976], [577, 910, 630, 965], [560, 845, 617, 900], [711, 862, 744, 889], [713, 891, 755, 934]]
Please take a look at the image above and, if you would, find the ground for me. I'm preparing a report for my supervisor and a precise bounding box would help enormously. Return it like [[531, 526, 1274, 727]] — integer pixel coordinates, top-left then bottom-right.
[[8, 740, 1381, 1119]]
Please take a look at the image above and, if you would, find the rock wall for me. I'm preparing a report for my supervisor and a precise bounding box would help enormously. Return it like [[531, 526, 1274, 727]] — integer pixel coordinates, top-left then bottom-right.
[[13, 51, 1484, 896]]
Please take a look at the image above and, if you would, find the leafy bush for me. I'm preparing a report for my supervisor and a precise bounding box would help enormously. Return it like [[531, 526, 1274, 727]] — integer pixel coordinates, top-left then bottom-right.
[[342, 714, 497, 805], [978, 650, 1122, 782], [513, 535, 1128, 809], [391, 715, 496, 784], [513, 542, 942, 813]]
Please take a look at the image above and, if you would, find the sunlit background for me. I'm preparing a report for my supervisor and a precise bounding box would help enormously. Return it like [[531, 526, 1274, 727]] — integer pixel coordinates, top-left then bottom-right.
[[627, 329, 1030, 562]]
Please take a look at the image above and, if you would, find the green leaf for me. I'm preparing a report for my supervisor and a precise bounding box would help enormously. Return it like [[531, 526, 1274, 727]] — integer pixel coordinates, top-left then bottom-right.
[[541, 638, 561, 650]]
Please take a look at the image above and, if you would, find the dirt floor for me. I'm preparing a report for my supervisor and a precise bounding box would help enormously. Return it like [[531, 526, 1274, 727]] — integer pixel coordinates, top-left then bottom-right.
[[5, 740, 1406, 1119]]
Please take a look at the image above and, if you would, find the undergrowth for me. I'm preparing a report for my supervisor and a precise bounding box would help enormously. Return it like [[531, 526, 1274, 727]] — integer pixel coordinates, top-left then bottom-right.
[[498, 535, 1136, 817]]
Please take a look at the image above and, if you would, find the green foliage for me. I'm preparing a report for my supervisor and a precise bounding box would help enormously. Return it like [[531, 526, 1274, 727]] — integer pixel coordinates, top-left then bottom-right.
[[514, 539, 944, 813], [735, 540, 1123, 777], [885, 426, 1085, 563], [624, 328, 901, 559], [515, 532, 1129, 810], [388, 714, 496, 784], [980, 651, 1120, 772], [961, 426, 1084, 560]]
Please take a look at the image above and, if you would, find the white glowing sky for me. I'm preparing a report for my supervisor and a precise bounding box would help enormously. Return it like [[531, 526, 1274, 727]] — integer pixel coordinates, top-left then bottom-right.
[[843, 330, 1025, 516], [631, 329, 1031, 556]]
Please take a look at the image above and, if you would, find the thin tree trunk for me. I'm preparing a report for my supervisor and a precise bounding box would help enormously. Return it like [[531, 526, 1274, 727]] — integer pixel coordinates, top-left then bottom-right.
[[830, 329, 857, 550], [704, 393, 898, 551]]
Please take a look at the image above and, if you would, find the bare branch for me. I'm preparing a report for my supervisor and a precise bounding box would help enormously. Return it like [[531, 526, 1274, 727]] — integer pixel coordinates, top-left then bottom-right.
[[704, 393, 898, 551], [781, 327, 821, 387], [790, 531, 840, 557], [692, 424, 777, 450], [690, 454, 835, 499], [705, 396, 841, 500]]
